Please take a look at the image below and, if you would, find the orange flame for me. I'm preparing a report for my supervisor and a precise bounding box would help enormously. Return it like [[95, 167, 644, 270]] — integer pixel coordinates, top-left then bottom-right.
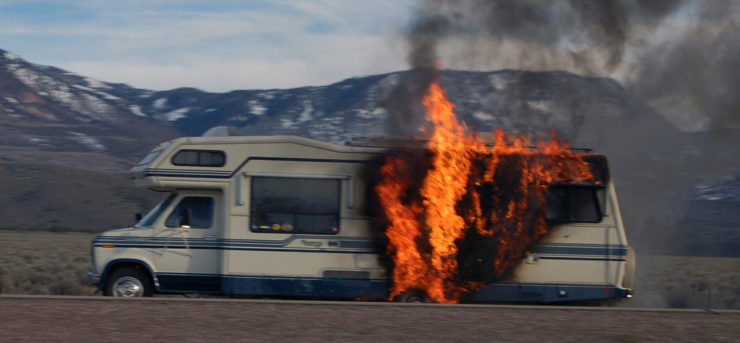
[[376, 81, 597, 303]]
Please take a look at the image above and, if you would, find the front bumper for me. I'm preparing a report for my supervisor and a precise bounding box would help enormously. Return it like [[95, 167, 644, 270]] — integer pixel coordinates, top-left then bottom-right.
[[87, 272, 101, 285]]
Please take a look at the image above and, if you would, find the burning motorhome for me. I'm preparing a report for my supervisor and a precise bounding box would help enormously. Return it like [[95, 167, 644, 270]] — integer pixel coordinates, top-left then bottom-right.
[[88, 82, 634, 303], [375, 82, 624, 303]]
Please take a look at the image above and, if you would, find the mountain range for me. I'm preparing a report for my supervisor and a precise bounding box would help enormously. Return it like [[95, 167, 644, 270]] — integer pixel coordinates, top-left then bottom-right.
[[0, 48, 737, 256]]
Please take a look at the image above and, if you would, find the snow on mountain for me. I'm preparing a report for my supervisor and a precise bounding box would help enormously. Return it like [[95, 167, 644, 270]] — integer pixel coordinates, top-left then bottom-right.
[[2, 49, 653, 149], [0, 49, 181, 160], [84, 76, 112, 89], [129, 105, 147, 117], [68, 131, 106, 152], [6, 60, 116, 121], [694, 177, 740, 201], [152, 98, 168, 110], [3, 51, 19, 60], [164, 107, 190, 121], [356, 108, 388, 120], [248, 100, 267, 115], [0, 48, 695, 152]]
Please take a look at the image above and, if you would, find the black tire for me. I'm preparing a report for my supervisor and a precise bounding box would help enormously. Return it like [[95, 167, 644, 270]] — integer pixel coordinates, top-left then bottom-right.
[[104, 267, 153, 297], [394, 289, 432, 303]]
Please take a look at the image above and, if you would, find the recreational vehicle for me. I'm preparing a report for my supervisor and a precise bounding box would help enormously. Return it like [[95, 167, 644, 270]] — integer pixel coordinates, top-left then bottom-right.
[[88, 135, 634, 302]]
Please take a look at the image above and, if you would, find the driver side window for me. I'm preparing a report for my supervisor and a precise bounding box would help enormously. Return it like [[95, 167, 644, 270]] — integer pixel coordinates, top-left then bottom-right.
[[165, 196, 214, 229]]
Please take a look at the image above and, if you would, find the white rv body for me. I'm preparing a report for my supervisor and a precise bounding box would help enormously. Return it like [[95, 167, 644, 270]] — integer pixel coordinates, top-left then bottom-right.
[[89, 135, 634, 302]]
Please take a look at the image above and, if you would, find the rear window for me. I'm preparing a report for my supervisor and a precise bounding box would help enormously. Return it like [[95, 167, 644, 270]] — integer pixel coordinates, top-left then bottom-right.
[[172, 149, 225, 167], [545, 185, 605, 223]]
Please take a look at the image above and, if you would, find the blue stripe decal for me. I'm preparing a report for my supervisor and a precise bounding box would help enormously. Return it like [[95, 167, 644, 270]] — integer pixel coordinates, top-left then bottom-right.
[[94, 235, 379, 249], [96, 244, 627, 258], [95, 236, 626, 257], [532, 246, 628, 256], [339, 240, 377, 249], [98, 245, 372, 254], [538, 257, 626, 262]]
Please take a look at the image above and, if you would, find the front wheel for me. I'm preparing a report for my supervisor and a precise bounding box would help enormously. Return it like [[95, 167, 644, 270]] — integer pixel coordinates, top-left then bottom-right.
[[104, 267, 152, 297]]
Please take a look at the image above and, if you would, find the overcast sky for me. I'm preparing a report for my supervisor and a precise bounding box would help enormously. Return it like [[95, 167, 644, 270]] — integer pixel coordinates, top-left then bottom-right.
[[0, 0, 411, 92]]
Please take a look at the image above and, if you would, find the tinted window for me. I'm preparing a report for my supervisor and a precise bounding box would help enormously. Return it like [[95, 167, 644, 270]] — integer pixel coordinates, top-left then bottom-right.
[[250, 177, 340, 234], [165, 196, 215, 229], [545, 185, 604, 223], [172, 150, 225, 167]]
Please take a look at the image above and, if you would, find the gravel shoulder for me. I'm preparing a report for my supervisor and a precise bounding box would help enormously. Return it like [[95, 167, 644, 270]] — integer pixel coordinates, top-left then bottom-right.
[[0, 296, 737, 342]]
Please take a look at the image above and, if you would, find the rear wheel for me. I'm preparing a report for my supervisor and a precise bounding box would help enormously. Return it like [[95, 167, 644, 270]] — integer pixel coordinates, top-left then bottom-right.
[[104, 267, 152, 297], [394, 289, 432, 303]]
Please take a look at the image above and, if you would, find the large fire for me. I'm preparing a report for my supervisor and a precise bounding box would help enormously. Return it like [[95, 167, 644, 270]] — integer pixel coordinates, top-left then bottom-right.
[[376, 81, 598, 303]]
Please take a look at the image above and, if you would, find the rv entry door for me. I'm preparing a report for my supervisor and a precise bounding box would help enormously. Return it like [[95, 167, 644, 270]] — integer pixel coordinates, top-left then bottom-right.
[[153, 191, 223, 293]]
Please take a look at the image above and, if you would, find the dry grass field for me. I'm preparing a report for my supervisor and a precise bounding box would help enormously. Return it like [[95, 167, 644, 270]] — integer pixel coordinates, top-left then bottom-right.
[[0, 230, 96, 295], [1, 230, 738, 309], [626, 254, 740, 309]]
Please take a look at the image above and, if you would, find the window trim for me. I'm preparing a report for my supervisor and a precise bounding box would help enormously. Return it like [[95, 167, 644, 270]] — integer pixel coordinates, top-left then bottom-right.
[[171, 149, 226, 167], [248, 175, 344, 235]]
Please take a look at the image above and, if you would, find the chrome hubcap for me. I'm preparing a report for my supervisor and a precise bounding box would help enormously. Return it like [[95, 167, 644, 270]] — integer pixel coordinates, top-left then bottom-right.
[[113, 276, 144, 297]]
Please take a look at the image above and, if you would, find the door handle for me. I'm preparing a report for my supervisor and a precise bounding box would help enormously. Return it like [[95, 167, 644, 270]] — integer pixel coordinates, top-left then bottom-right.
[[203, 235, 216, 239]]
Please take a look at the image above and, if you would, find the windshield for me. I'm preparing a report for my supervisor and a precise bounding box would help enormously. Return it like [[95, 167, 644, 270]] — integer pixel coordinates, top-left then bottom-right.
[[135, 193, 177, 228]]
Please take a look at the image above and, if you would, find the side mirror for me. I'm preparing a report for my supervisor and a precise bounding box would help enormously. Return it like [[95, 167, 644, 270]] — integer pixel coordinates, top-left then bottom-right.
[[178, 208, 193, 229], [135, 213, 143, 222]]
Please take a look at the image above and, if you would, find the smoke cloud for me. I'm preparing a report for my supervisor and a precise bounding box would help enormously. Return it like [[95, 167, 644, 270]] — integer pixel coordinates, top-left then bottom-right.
[[396, 0, 738, 132]]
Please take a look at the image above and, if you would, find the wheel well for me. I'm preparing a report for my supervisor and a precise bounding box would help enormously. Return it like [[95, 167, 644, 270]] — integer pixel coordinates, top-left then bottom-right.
[[102, 261, 156, 290]]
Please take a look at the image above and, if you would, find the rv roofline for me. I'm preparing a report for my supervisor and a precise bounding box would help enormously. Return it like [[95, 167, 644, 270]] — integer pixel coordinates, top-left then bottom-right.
[[170, 135, 386, 154], [345, 136, 593, 153]]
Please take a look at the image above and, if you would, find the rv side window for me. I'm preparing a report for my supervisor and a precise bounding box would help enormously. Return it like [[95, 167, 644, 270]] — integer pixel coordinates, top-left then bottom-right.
[[172, 150, 226, 167], [165, 196, 214, 229], [545, 185, 604, 223], [250, 177, 340, 234]]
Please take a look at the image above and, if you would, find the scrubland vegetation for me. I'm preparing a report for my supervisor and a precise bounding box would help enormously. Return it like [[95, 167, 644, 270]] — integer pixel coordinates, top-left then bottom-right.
[[0, 230, 96, 295], [627, 254, 740, 309]]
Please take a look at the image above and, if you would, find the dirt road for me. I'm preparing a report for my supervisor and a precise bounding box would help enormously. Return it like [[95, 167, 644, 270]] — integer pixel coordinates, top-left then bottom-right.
[[0, 295, 737, 342]]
